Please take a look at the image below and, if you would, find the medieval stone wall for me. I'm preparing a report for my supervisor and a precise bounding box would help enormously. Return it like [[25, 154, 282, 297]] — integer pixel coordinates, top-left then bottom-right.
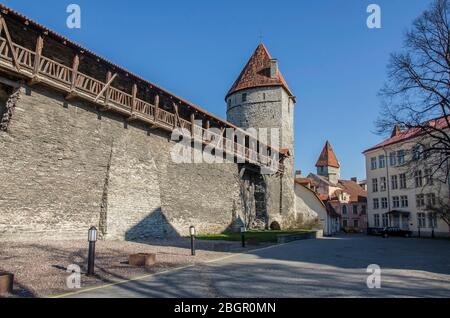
[[0, 84, 256, 241]]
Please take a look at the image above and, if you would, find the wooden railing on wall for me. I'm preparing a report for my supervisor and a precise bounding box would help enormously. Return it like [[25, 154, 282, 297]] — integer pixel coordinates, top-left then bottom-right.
[[0, 35, 279, 172]]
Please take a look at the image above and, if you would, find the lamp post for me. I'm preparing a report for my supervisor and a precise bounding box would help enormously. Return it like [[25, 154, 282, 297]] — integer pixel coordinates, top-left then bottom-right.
[[241, 226, 246, 248], [87, 226, 97, 276], [189, 226, 196, 256]]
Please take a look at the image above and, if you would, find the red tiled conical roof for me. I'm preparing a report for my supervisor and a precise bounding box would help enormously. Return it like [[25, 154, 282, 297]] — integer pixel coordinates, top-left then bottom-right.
[[316, 141, 340, 168], [226, 43, 294, 99]]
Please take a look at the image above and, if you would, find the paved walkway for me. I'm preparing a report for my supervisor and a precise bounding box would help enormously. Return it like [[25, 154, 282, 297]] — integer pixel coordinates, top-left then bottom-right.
[[62, 235, 450, 298]]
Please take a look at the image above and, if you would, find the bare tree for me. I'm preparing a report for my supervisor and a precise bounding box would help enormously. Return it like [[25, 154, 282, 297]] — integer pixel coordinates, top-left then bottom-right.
[[377, 0, 450, 181], [427, 196, 450, 227]]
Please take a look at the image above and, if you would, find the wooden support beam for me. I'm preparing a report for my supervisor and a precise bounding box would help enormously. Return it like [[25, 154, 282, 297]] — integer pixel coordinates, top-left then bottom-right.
[[104, 71, 112, 106], [0, 16, 20, 72], [95, 72, 117, 103], [33, 36, 43, 75], [190, 112, 195, 137], [214, 127, 226, 149], [64, 54, 79, 100], [98, 72, 113, 110], [70, 54, 79, 91], [28, 36, 44, 85], [131, 83, 137, 113], [205, 119, 210, 141], [127, 83, 138, 122], [173, 102, 181, 129], [154, 94, 159, 121]]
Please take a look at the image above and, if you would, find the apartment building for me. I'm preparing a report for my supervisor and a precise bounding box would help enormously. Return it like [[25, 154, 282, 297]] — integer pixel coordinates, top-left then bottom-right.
[[363, 124, 450, 237]]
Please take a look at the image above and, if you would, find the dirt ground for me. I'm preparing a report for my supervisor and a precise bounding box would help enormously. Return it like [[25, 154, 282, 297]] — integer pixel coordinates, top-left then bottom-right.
[[0, 238, 263, 298]]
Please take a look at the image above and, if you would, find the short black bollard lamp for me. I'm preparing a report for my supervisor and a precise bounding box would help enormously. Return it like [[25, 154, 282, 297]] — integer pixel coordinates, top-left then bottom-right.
[[241, 226, 246, 248], [190, 226, 196, 256], [87, 226, 98, 276]]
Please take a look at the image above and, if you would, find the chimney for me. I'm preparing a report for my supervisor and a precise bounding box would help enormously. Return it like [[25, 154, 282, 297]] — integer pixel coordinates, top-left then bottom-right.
[[391, 125, 401, 138], [295, 170, 302, 178], [351, 177, 357, 183], [270, 59, 278, 78]]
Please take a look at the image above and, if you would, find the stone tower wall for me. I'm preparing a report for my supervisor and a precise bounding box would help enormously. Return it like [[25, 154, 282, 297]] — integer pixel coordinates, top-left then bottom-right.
[[226, 86, 296, 228]]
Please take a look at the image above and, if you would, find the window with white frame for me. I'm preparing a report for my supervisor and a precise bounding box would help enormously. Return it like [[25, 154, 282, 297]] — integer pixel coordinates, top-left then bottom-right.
[[428, 213, 437, 228], [397, 150, 405, 165], [416, 194, 425, 207], [373, 198, 379, 209], [374, 214, 380, 227], [382, 214, 389, 227], [371, 157, 377, 170], [414, 170, 423, 188], [392, 196, 400, 208], [391, 175, 398, 190], [380, 177, 386, 192], [426, 193, 436, 207], [417, 213, 426, 228], [424, 168, 434, 185], [389, 152, 396, 166], [399, 173, 407, 189], [379, 155, 386, 168], [412, 145, 421, 161], [381, 197, 388, 209], [400, 195, 408, 207], [372, 178, 378, 192]]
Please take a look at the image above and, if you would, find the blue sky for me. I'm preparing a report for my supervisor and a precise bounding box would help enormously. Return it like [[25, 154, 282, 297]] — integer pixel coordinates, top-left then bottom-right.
[[2, 0, 432, 180]]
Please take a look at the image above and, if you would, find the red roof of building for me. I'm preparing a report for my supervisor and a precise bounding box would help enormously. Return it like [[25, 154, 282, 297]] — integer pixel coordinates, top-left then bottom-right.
[[337, 180, 367, 203], [295, 177, 319, 187], [315, 141, 340, 168], [363, 117, 450, 154], [226, 43, 294, 99]]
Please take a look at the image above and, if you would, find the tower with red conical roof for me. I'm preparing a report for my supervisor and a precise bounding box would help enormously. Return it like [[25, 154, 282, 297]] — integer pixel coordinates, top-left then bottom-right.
[[226, 43, 296, 225], [316, 141, 341, 184]]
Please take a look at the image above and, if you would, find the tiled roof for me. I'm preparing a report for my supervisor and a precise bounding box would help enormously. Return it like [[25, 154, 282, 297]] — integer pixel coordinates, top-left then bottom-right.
[[337, 180, 367, 203], [308, 173, 332, 186], [295, 177, 319, 187], [279, 148, 291, 157], [363, 116, 450, 153], [315, 141, 340, 168], [294, 182, 326, 209], [226, 43, 294, 99]]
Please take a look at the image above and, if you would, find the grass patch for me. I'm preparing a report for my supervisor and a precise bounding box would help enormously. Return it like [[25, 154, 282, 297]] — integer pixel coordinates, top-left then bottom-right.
[[196, 229, 314, 243]]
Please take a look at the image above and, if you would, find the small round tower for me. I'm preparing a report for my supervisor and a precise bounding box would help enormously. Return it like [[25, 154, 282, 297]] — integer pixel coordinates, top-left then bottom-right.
[[225, 43, 296, 226]]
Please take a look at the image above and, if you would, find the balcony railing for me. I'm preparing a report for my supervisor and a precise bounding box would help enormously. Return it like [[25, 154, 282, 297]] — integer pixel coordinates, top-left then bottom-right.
[[0, 36, 280, 172]]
